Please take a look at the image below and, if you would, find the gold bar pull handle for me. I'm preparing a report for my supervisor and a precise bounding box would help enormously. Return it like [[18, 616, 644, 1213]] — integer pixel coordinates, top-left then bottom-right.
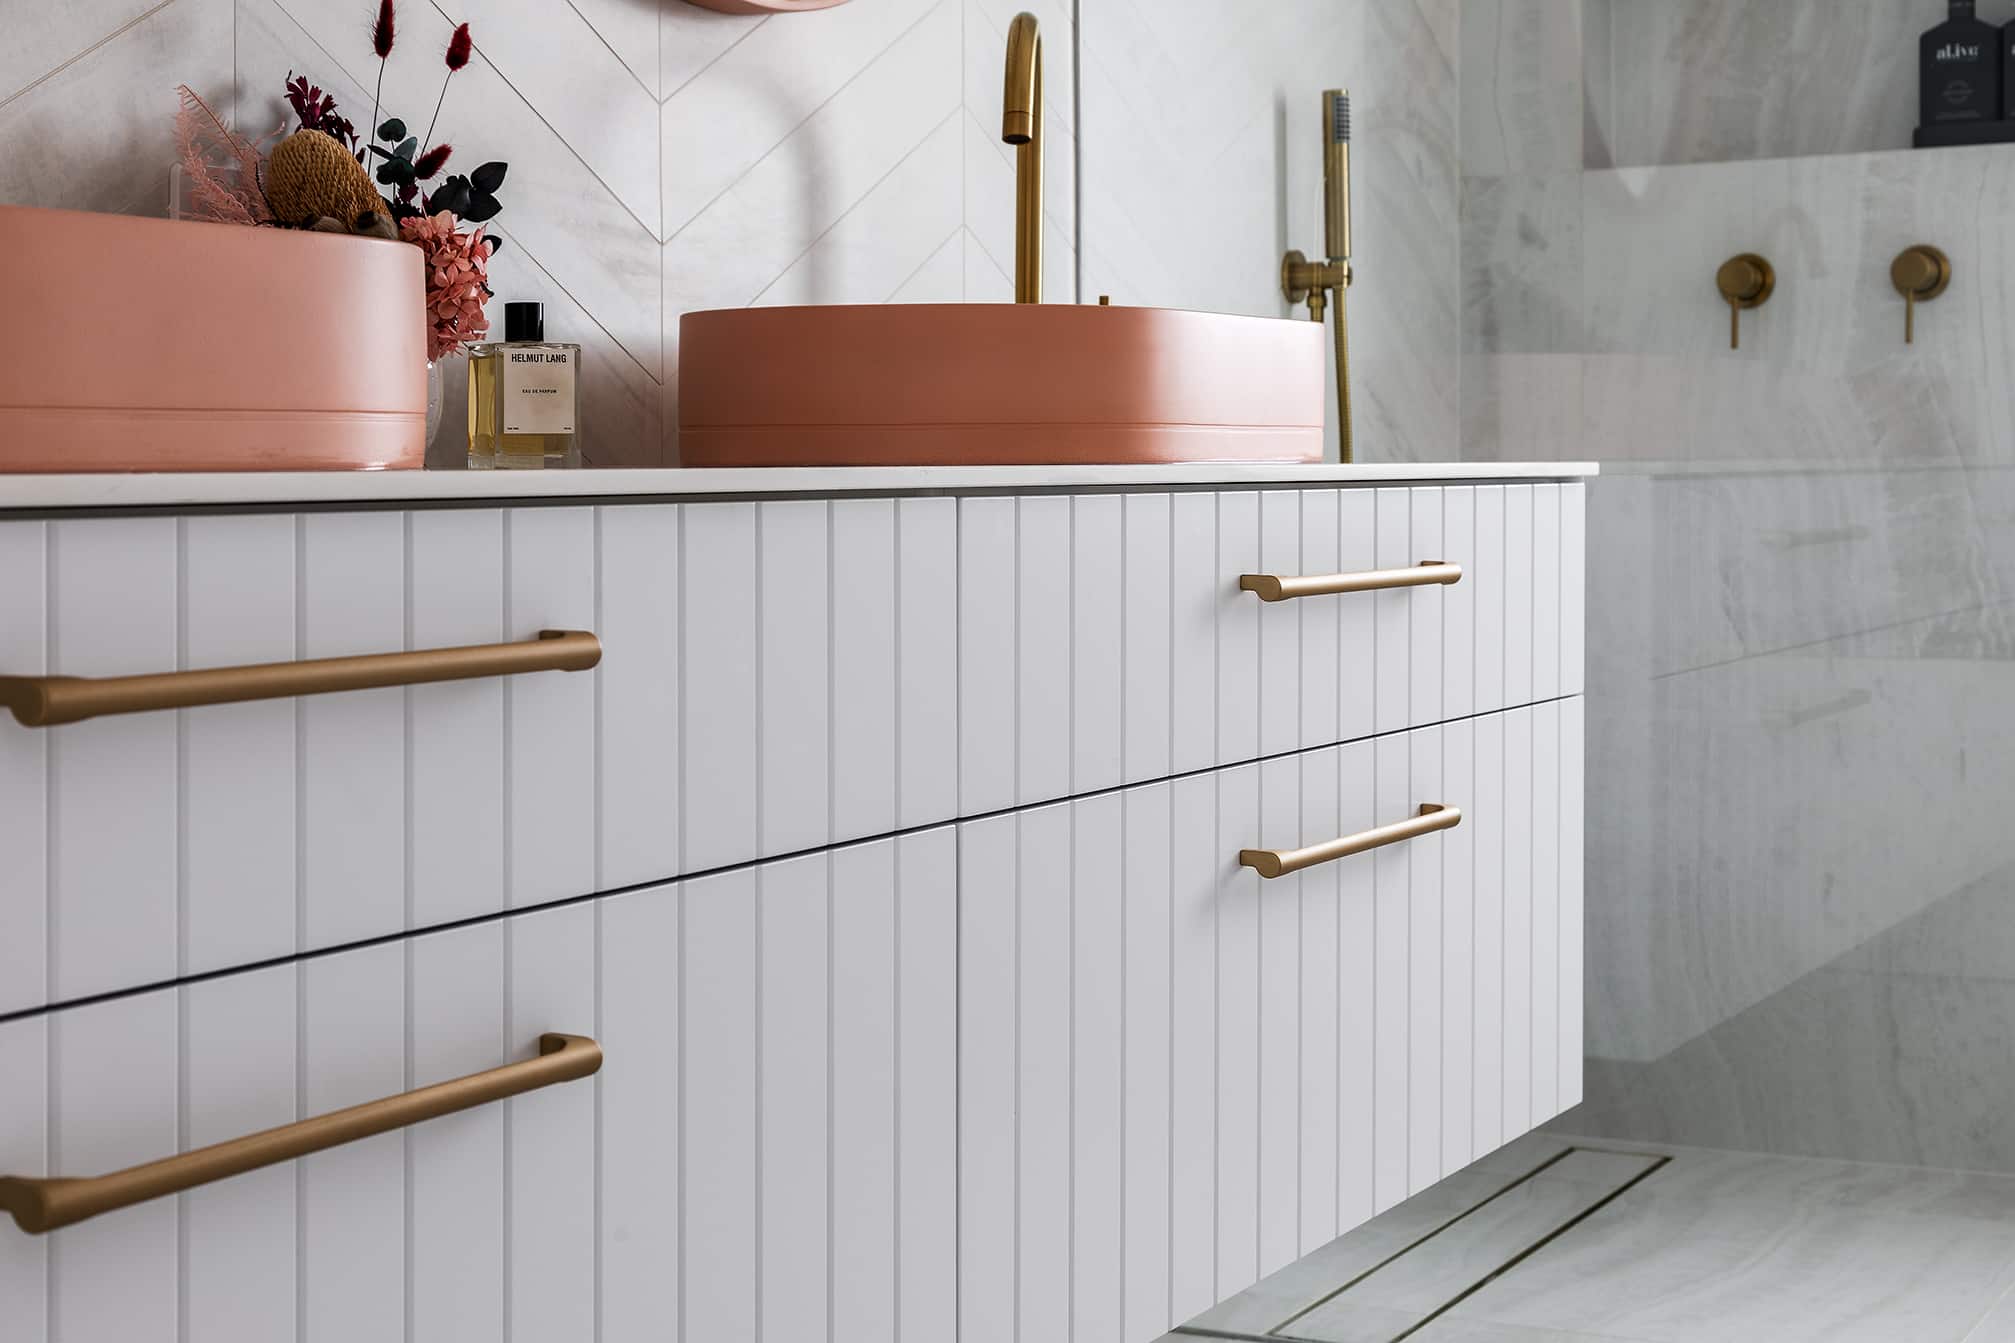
[[1240, 561, 1461, 603], [0, 629, 601, 728], [1240, 803, 1460, 879], [0, 1033, 601, 1235]]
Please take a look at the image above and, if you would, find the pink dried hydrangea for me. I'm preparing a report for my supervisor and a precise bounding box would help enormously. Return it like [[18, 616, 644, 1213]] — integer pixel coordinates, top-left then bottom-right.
[[400, 209, 493, 361]]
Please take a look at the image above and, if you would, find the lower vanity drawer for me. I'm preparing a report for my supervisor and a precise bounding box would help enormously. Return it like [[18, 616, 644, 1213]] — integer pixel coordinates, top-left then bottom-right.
[[958, 698, 1586, 1343], [0, 827, 959, 1343]]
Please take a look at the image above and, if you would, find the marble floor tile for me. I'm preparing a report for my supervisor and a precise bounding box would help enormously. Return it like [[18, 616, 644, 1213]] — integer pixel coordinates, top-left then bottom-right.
[[1964, 1276, 2015, 1342], [1402, 1322, 1658, 1343], [1178, 1144, 2015, 1343], [1445, 1177, 2015, 1342]]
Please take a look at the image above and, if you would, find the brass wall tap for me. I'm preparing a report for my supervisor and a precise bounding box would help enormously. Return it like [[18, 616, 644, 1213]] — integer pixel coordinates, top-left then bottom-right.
[[1714, 253, 1774, 350], [1891, 244, 1950, 344], [1002, 13, 1043, 303]]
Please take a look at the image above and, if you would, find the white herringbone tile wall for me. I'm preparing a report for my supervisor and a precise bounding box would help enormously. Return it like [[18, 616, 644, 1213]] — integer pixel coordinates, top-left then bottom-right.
[[0, 0, 1458, 466]]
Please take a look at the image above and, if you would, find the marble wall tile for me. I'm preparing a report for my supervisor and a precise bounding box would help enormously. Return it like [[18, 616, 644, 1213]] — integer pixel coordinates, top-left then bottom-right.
[[1457, 0, 2015, 1186], [1459, 353, 1582, 462], [1585, 598, 2015, 1064], [1644, 468, 2006, 678], [1584, 0, 1945, 170], [1460, 0, 1582, 179], [1462, 172, 1582, 355], [1571, 955, 2015, 1176]]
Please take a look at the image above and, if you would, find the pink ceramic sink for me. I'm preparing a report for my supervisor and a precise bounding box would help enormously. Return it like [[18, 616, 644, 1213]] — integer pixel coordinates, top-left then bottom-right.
[[677, 304, 1324, 466]]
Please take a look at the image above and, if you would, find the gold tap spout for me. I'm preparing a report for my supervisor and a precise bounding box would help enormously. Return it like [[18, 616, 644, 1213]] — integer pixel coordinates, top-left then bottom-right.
[[1002, 12, 1043, 303]]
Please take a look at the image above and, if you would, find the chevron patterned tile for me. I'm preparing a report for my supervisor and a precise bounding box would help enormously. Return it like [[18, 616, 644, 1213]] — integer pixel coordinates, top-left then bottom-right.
[[660, 4, 768, 101], [572, 0, 662, 97], [0, 0, 232, 217], [891, 228, 966, 303], [1, 0, 181, 106], [458, 0, 663, 235], [252, 0, 662, 380], [661, 0, 940, 240], [755, 111, 963, 307]]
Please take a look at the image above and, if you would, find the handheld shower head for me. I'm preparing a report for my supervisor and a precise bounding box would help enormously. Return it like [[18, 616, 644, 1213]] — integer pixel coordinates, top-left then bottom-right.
[[1324, 89, 1351, 263]]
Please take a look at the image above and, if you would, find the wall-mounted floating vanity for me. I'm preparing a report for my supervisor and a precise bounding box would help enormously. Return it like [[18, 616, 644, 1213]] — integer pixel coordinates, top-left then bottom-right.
[[0, 460, 1591, 1342]]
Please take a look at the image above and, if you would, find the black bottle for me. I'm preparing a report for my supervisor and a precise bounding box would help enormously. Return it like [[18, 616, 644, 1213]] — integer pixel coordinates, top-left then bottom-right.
[[1922, 0, 1999, 126], [2003, 15, 2015, 117]]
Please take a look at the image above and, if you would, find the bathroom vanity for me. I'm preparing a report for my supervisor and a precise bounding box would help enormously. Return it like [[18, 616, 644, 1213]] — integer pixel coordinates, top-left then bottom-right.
[[0, 461, 1590, 1342]]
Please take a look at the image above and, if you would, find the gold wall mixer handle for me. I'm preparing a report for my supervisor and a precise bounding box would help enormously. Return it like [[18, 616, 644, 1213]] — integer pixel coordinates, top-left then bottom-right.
[[1240, 803, 1461, 879], [0, 1034, 601, 1235], [1891, 244, 1950, 345], [1715, 253, 1774, 350], [1240, 560, 1460, 602], [0, 629, 601, 728]]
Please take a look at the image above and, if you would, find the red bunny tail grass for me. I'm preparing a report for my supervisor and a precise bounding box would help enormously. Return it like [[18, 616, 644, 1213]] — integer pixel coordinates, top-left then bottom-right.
[[424, 23, 473, 152], [371, 0, 396, 57], [414, 143, 452, 179]]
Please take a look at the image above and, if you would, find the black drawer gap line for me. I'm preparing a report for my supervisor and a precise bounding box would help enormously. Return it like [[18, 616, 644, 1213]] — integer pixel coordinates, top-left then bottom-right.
[[0, 693, 1584, 1026]]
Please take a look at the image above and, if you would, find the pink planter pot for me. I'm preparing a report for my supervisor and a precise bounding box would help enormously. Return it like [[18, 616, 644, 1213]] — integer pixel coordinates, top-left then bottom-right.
[[0, 205, 427, 472]]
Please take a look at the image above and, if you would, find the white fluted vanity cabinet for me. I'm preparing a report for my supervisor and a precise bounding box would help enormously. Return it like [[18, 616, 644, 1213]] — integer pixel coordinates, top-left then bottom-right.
[[0, 463, 1589, 1343]]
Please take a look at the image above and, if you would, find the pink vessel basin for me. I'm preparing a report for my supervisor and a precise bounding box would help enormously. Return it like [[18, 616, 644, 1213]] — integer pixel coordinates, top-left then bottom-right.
[[678, 304, 1324, 466], [0, 205, 427, 472]]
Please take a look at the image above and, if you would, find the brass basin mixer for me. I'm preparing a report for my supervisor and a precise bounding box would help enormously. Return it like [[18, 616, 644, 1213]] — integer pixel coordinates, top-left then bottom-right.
[[1282, 90, 1354, 461], [1003, 12, 1043, 304]]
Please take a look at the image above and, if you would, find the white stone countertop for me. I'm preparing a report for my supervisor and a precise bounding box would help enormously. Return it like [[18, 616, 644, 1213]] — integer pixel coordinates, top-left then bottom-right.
[[0, 461, 1597, 511]]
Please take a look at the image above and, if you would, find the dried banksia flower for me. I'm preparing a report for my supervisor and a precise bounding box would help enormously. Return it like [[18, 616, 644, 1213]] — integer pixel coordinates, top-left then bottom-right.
[[414, 142, 452, 180]]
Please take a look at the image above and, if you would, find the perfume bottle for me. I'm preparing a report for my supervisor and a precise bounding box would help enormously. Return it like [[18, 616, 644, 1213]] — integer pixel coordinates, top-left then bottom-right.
[[467, 302, 580, 469], [1921, 0, 1998, 126]]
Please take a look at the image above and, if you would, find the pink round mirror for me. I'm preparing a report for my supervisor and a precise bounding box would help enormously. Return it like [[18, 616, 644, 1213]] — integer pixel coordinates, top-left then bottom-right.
[[683, 0, 849, 11]]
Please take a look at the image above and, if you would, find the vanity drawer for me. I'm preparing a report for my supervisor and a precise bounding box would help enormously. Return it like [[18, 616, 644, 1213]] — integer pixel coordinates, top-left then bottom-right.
[[0, 501, 966, 1012], [952, 481, 1583, 815], [957, 699, 1585, 1343], [0, 483, 1583, 1014], [0, 826, 958, 1343]]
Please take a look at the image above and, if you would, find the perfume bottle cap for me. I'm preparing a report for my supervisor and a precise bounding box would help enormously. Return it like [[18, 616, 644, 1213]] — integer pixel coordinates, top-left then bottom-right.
[[1952, 0, 1976, 15], [504, 301, 545, 343]]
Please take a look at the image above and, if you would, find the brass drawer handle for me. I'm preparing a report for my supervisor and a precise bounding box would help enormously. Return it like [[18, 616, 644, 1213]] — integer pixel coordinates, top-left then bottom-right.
[[1239, 561, 1460, 602], [1239, 803, 1460, 879], [0, 629, 601, 728], [0, 1033, 601, 1235]]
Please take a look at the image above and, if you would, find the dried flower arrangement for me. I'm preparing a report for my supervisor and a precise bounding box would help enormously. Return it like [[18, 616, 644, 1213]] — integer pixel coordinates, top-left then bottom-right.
[[174, 1, 510, 361]]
